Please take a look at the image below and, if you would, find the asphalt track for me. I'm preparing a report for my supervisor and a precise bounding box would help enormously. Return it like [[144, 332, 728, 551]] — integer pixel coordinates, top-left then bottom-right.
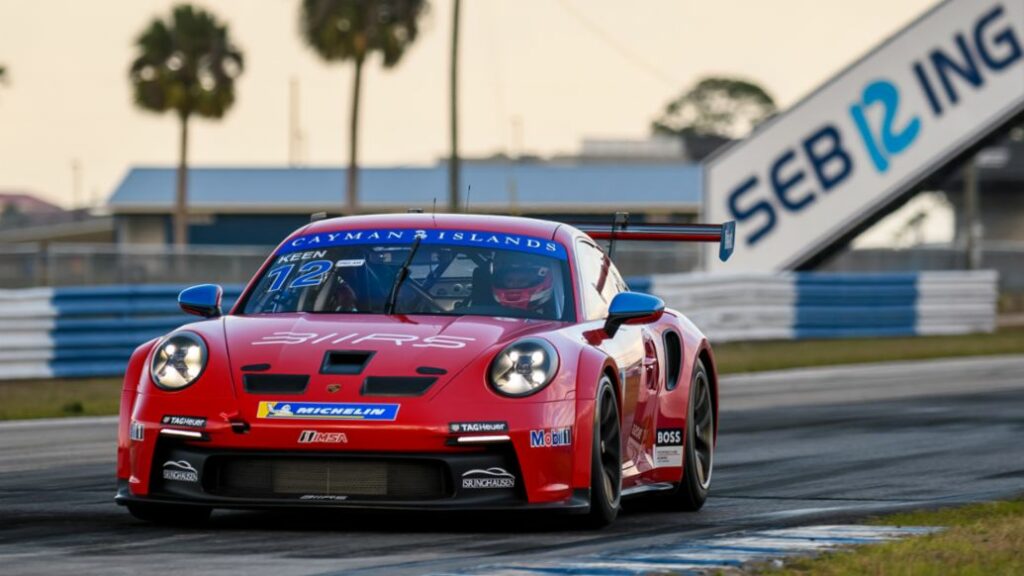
[[1, 355, 1022, 575]]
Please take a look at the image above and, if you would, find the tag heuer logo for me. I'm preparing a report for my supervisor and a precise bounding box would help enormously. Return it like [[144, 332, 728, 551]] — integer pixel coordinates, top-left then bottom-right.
[[449, 421, 509, 434]]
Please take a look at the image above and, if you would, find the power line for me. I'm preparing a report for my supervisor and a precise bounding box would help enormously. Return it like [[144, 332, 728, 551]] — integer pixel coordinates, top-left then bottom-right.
[[553, 0, 678, 89]]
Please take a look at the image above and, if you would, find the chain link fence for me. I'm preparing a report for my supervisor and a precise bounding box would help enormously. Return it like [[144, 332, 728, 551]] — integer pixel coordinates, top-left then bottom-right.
[[823, 244, 1024, 292], [0, 242, 705, 288], [0, 243, 271, 288], [2, 242, 1020, 294]]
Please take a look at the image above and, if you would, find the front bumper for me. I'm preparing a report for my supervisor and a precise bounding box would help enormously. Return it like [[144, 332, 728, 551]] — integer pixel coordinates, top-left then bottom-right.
[[115, 441, 589, 513], [119, 395, 590, 512]]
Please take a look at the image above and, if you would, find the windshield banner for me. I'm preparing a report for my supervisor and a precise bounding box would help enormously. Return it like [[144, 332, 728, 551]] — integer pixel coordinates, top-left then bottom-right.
[[278, 229, 568, 260]]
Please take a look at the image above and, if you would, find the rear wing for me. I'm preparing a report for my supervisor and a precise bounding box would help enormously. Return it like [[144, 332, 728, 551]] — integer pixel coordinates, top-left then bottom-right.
[[574, 213, 735, 262]]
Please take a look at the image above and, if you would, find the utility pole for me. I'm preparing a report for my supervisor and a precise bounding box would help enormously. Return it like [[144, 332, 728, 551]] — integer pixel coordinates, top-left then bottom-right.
[[71, 159, 82, 219], [289, 77, 303, 167], [448, 0, 461, 213], [963, 155, 982, 270]]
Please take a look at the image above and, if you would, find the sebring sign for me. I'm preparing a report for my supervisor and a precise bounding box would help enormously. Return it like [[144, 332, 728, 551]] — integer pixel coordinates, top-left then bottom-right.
[[705, 0, 1024, 271]]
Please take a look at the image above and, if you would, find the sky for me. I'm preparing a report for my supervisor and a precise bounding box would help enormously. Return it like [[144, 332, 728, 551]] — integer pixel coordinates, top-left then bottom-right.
[[0, 0, 938, 209]]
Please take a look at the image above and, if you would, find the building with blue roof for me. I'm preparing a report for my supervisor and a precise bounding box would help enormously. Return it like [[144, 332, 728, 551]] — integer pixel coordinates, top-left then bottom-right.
[[107, 162, 702, 246]]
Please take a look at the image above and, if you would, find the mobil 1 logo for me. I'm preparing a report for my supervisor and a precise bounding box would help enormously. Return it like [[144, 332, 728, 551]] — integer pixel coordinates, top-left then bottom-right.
[[655, 428, 683, 468]]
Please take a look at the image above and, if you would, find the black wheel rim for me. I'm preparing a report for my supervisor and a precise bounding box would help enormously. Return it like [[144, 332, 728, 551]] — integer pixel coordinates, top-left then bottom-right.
[[692, 372, 714, 489], [598, 388, 622, 506]]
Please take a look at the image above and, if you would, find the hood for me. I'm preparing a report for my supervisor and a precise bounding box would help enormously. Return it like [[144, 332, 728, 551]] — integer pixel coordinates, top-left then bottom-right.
[[221, 313, 559, 410]]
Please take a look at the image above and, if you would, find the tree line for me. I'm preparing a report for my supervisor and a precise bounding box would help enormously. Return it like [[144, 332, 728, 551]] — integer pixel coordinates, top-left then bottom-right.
[[107, 2, 773, 245]]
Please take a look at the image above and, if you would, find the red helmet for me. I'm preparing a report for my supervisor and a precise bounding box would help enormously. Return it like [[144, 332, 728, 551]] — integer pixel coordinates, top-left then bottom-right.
[[491, 255, 554, 311]]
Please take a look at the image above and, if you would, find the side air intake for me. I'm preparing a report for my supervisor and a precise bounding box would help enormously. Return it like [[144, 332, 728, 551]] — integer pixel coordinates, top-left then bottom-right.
[[243, 374, 309, 394], [362, 376, 437, 397]]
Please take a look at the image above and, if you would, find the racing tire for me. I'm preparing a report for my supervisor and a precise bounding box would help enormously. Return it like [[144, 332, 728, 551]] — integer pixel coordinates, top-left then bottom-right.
[[126, 502, 212, 526], [583, 375, 622, 528], [669, 359, 713, 511]]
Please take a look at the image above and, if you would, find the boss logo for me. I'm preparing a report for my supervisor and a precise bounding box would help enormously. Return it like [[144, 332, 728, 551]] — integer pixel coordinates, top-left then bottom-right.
[[656, 428, 683, 446]]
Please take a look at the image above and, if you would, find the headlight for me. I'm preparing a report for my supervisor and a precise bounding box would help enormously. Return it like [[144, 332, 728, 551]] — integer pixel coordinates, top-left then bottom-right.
[[150, 332, 207, 390], [488, 338, 559, 397]]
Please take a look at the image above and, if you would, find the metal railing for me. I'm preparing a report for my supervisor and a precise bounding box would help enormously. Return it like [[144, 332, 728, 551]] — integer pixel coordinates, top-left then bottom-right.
[[0, 243, 270, 288], [0, 242, 703, 288]]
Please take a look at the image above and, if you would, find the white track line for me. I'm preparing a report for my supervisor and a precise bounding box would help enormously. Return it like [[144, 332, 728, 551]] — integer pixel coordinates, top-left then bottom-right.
[[449, 525, 940, 575]]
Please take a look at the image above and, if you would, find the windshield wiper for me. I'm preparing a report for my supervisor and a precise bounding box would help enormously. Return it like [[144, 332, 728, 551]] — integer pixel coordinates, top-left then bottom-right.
[[384, 235, 422, 315]]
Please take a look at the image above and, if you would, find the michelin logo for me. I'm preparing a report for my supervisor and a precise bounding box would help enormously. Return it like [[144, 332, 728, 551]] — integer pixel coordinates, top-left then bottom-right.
[[258, 401, 399, 421]]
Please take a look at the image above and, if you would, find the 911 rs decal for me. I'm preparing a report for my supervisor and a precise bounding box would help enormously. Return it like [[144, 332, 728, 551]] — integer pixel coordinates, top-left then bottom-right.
[[655, 428, 684, 467], [251, 332, 476, 349], [257, 401, 400, 421]]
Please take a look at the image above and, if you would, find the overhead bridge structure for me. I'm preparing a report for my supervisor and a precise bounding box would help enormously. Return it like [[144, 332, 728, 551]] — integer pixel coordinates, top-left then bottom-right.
[[704, 0, 1024, 272]]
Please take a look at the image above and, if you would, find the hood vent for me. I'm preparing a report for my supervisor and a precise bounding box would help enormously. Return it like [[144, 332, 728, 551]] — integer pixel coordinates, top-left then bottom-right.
[[321, 350, 375, 375], [362, 376, 437, 397], [244, 374, 309, 395]]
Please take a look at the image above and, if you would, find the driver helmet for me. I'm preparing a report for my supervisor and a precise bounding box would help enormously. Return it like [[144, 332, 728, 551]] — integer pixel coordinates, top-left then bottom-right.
[[491, 252, 554, 311]]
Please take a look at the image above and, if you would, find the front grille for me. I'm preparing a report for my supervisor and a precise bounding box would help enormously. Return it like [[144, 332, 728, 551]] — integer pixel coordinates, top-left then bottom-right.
[[208, 456, 449, 500]]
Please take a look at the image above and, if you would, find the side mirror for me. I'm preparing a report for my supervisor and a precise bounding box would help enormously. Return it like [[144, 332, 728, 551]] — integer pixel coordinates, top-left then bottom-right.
[[604, 292, 665, 338], [178, 284, 223, 318]]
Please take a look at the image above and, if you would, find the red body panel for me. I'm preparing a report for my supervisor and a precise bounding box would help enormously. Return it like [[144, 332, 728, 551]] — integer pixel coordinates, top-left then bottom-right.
[[119, 214, 719, 511]]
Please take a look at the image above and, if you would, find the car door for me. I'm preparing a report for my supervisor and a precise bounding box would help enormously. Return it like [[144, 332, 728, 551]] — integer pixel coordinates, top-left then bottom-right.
[[574, 240, 648, 482]]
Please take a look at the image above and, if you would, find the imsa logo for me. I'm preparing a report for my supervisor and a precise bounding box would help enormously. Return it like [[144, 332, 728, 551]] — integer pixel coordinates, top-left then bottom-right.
[[529, 427, 571, 448], [298, 430, 348, 444]]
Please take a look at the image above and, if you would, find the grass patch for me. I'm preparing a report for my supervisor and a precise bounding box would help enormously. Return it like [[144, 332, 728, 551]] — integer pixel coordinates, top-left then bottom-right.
[[0, 378, 121, 420], [715, 327, 1024, 374], [756, 497, 1024, 575]]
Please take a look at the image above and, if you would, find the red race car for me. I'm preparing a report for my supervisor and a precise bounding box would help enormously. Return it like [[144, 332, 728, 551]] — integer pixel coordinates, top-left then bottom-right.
[[115, 213, 734, 527]]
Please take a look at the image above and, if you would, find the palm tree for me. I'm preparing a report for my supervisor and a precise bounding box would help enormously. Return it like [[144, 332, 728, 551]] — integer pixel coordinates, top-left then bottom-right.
[[129, 5, 243, 247], [448, 0, 460, 212], [301, 0, 427, 214]]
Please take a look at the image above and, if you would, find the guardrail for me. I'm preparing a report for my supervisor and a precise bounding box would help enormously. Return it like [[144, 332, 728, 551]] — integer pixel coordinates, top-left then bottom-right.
[[0, 271, 998, 380], [649, 270, 998, 342], [0, 285, 242, 380]]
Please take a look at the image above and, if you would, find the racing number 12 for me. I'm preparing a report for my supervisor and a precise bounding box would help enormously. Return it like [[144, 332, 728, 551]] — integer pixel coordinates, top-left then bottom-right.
[[265, 260, 333, 292], [290, 260, 333, 288]]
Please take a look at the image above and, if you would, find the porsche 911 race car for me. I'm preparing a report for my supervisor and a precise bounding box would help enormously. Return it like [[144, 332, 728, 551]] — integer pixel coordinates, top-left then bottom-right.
[[115, 213, 733, 527]]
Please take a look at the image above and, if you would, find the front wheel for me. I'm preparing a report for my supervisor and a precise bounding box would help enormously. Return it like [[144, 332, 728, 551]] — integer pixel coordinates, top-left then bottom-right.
[[583, 375, 622, 527], [126, 502, 211, 526], [669, 359, 714, 511]]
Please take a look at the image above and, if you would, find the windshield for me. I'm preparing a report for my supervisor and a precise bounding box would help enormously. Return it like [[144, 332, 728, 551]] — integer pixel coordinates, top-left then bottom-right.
[[241, 228, 574, 321]]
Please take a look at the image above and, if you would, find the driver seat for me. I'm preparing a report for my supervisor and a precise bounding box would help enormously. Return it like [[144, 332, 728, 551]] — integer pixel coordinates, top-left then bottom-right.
[[468, 264, 497, 307]]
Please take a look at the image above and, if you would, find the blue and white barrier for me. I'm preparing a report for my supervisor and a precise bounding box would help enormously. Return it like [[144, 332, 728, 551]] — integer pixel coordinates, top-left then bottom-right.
[[0, 271, 999, 380], [0, 285, 241, 380], [647, 270, 999, 342]]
